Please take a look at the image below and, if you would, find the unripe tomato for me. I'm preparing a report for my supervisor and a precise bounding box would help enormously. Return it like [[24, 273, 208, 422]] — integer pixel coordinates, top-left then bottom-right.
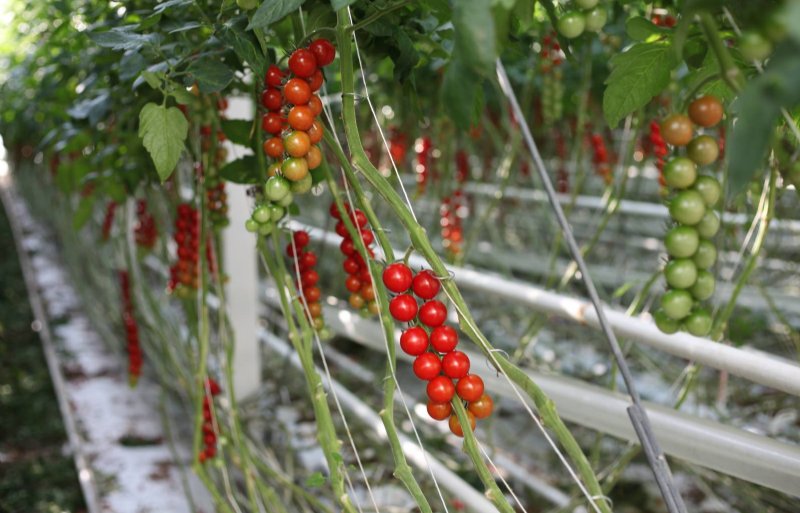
[[245, 219, 259, 232], [664, 157, 697, 189], [456, 374, 484, 402], [661, 289, 694, 320], [688, 95, 724, 128], [419, 300, 447, 327], [427, 401, 452, 421], [309, 39, 336, 67], [691, 270, 715, 300], [263, 137, 284, 158], [276, 190, 294, 207], [693, 240, 717, 269], [252, 205, 272, 224], [281, 157, 309, 181], [693, 175, 722, 206], [236, 0, 258, 10], [558, 11, 586, 39], [284, 78, 312, 105], [696, 210, 720, 238], [288, 48, 318, 78], [383, 263, 413, 293], [669, 190, 706, 225], [468, 394, 494, 419], [290, 173, 313, 194], [412, 270, 441, 299], [442, 351, 470, 379], [685, 309, 712, 337], [400, 327, 429, 356], [389, 294, 418, 322], [258, 222, 274, 235], [664, 226, 699, 258], [360, 283, 375, 301], [264, 176, 290, 201], [267, 161, 282, 177], [269, 204, 285, 221], [687, 135, 719, 166], [448, 411, 476, 437], [427, 375, 455, 403], [654, 309, 680, 334], [414, 352, 442, 380], [665, 259, 698, 289], [430, 325, 458, 353], [306, 146, 322, 170], [307, 301, 322, 318], [739, 31, 772, 62], [661, 114, 693, 146], [284, 131, 311, 158], [307, 120, 324, 144], [349, 292, 365, 309], [584, 7, 607, 32]]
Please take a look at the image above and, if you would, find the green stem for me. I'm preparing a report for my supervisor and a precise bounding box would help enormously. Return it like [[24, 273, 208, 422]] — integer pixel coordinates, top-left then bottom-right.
[[698, 12, 744, 93]]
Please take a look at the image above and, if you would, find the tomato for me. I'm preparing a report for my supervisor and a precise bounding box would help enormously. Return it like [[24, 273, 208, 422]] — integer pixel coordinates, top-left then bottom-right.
[[263, 137, 284, 158], [414, 352, 442, 380], [252, 205, 271, 224], [284, 131, 311, 158], [261, 88, 283, 111], [419, 300, 447, 327], [307, 119, 324, 144], [427, 375, 455, 403], [693, 175, 721, 206], [669, 190, 706, 225], [288, 106, 315, 131], [389, 294, 418, 322], [312, 317, 325, 330], [442, 351, 470, 379], [306, 69, 324, 92], [739, 31, 772, 62], [265, 64, 284, 87], [335, 221, 349, 238], [359, 229, 374, 246], [301, 269, 319, 287], [270, 204, 284, 221], [430, 325, 458, 353], [654, 309, 680, 334], [265, 176, 290, 201], [400, 327, 429, 356], [557, 11, 586, 39], [456, 374, 484, 402], [412, 270, 441, 299], [258, 222, 274, 235], [685, 309, 712, 337], [383, 263, 413, 293], [282, 157, 309, 181], [343, 257, 360, 274], [306, 146, 322, 170], [688, 95, 724, 128], [693, 240, 717, 270], [360, 283, 375, 301], [349, 292, 365, 309], [664, 259, 698, 289], [245, 219, 259, 232], [307, 301, 322, 318], [262, 112, 284, 135], [309, 39, 336, 67], [283, 78, 312, 105], [583, 7, 607, 32], [696, 210, 720, 238], [308, 95, 323, 117], [691, 270, 715, 301], [276, 190, 294, 207], [293, 230, 310, 248], [367, 301, 380, 315], [304, 286, 321, 302], [299, 251, 317, 269], [268, 161, 282, 177], [687, 135, 719, 166], [661, 289, 694, 320], [236, 0, 258, 10], [448, 411, 476, 437], [664, 226, 699, 258], [468, 394, 494, 419], [660, 114, 693, 146], [288, 48, 318, 78], [427, 401, 452, 421], [663, 157, 697, 189], [345, 275, 361, 293]]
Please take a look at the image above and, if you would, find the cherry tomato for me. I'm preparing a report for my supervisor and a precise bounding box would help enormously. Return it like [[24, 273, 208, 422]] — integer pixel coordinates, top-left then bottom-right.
[[663, 157, 697, 189], [400, 327, 429, 356], [412, 270, 441, 299], [665, 259, 698, 289], [685, 308, 712, 337], [389, 294, 418, 322], [661, 114, 693, 146], [301, 269, 319, 287], [307, 120, 324, 144], [456, 374, 484, 402], [267, 161, 282, 176], [306, 145, 322, 170], [693, 240, 717, 270], [329, 201, 347, 219], [664, 226, 699, 258], [284, 131, 311, 158], [299, 251, 317, 269], [349, 292, 365, 309], [262, 112, 284, 135], [265, 176, 290, 201], [308, 95, 323, 116], [284, 78, 312, 105], [309, 39, 336, 67], [306, 69, 324, 91], [293, 230, 310, 248], [335, 221, 349, 238], [359, 229, 374, 246], [383, 263, 413, 293], [360, 283, 375, 301], [307, 301, 322, 318], [263, 137, 284, 158], [304, 286, 322, 302], [739, 31, 772, 62], [448, 411, 476, 437], [688, 95, 724, 127], [661, 289, 693, 320], [343, 257, 360, 275], [691, 270, 715, 301], [669, 190, 706, 225], [430, 325, 458, 353], [265, 64, 285, 87], [427, 401, 452, 421], [253, 205, 272, 224], [557, 11, 586, 39], [288, 48, 318, 78], [583, 7, 607, 32], [693, 175, 721, 207], [419, 301, 447, 327], [696, 210, 720, 238], [414, 352, 442, 380], [687, 135, 719, 166], [281, 157, 309, 181], [468, 394, 493, 419], [261, 88, 283, 111], [654, 309, 680, 334], [442, 351, 470, 379], [345, 274, 362, 292], [367, 301, 380, 315], [287, 106, 315, 131], [340, 239, 356, 256], [427, 375, 455, 403]]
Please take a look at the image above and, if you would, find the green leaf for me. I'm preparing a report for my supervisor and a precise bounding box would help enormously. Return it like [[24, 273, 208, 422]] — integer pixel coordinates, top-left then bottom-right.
[[603, 41, 678, 128], [138, 103, 189, 182], [220, 119, 254, 146], [442, 58, 482, 129], [219, 156, 261, 184], [330, 0, 356, 9], [89, 28, 157, 51], [305, 471, 326, 488], [452, 0, 496, 75], [625, 17, 669, 41], [119, 51, 148, 81], [221, 26, 268, 79], [153, 0, 193, 14], [72, 195, 96, 231], [248, 0, 306, 30], [187, 60, 235, 93], [141, 71, 165, 90]]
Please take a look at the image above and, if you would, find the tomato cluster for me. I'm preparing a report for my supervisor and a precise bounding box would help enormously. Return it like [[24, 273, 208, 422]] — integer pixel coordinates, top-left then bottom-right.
[[101, 201, 117, 241], [199, 377, 222, 463], [655, 95, 724, 337], [134, 199, 157, 250], [590, 132, 613, 184], [554, 129, 569, 193], [650, 11, 677, 27], [169, 203, 200, 294], [382, 264, 494, 436], [389, 127, 408, 167], [415, 136, 432, 194], [331, 202, 379, 315], [440, 150, 469, 258], [206, 179, 229, 228], [286, 230, 325, 330], [647, 120, 669, 186], [119, 270, 142, 386], [557, 0, 608, 40], [539, 33, 563, 127]]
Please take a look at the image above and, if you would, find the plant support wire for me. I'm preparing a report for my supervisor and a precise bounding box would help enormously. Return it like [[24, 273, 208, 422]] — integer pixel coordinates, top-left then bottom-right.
[[495, 59, 688, 513]]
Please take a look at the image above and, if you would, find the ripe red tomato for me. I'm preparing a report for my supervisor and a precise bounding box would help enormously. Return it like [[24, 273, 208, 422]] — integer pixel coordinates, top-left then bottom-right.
[[688, 95, 723, 128], [261, 88, 283, 111], [660, 114, 693, 146], [340, 238, 355, 256], [263, 137, 284, 158], [335, 221, 349, 238], [307, 119, 324, 144], [468, 394, 494, 419], [293, 230, 310, 248], [418, 300, 447, 327], [456, 374, 484, 402], [400, 326, 429, 356], [304, 286, 321, 302], [389, 294, 418, 322], [351, 209, 367, 227], [412, 270, 441, 299], [307, 301, 322, 318], [448, 411, 476, 437], [309, 39, 336, 66], [284, 78, 312, 105], [343, 257, 361, 275], [442, 351, 470, 379], [289, 48, 318, 78], [383, 263, 413, 293], [306, 145, 322, 170], [301, 269, 319, 287], [430, 325, 458, 353], [299, 251, 317, 269], [262, 112, 284, 134], [413, 352, 442, 380], [265, 64, 284, 87], [427, 375, 455, 403], [359, 229, 374, 246], [288, 105, 315, 131], [306, 69, 324, 91], [427, 401, 452, 421], [308, 95, 323, 116], [345, 274, 361, 292]]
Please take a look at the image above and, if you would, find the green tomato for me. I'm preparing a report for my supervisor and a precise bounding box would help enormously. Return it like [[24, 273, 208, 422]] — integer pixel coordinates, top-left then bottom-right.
[[684, 309, 712, 337], [669, 190, 706, 225], [276, 191, 294, 207], [664, 226, 699, 258], [654, 309, 680, 335], [575, 0, 598, 9], [696, 210, 720, 238], [244, 219, 259, 233], [739, 31, 772, 62], [290, 173, 313, 194], [661, 289, 694, 321], [665, 259, 698, 289], [252, 204, 272, 224], [257, 222, 274, 235], [664, 157, 697, 189], [264, 176, 290, 202], [687, 135, 719, 166], [693, 175, 721, 207], [693, 240, 717, 270], [558, 11, 586, 39], [583, 7, 607, 32], [269, 204, 285, 222], [691, 270, 715, 301]]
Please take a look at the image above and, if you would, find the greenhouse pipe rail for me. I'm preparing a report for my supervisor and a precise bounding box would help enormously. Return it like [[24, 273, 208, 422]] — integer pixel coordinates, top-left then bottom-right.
[[260, 289, 800, 497]]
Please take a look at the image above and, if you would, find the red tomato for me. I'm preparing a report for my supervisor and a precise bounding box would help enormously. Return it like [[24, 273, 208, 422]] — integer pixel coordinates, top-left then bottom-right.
[[418, 300, 447, 327], [400, 327, 429, 356], [430, 325, 458, 353], [389, 294, 418, 322], [413, 352, 442, 380], [383, 263, 413, 293], [412, 270, 441, 299], [456, 374, 484, 402], [309, 38, 336, 66], [442, 351, 470, 379], [427, 375, 455, 403], [288, 48, 318, 78], [427, 401, 452, 421]]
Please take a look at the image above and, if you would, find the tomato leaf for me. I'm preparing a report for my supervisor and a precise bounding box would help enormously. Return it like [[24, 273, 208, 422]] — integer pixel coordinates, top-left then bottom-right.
[[248, 0, 306, 30], [625, 17, 669, 41], [442, 58, 482, 129], [187, 60, 234, 93], [603, 41, 678, 128], [219, 156, 261, 184], [138, 103, 188, 182], [452, 0, 496, 75], [89, 27, 158, 51], [221, 25, 268, 79], [220, 119, 254, 147]]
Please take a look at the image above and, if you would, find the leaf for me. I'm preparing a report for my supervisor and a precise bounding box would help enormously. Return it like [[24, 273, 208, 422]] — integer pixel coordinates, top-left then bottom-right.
[[221, 26, 268, 78], [140, 70, 165, 90], [89, 27, 157, 51], [625, 17, 669, 42], [330, 0, 356, 9], [138, 103, 189, 182], [68, 92, 110, 125], [119, 51, 148, 81], [305, 471, 326, 488], [187, 60, 234, 93], [153, 0, 193, 14], [72, 195, 96, 231], [442, 58, 482, 129], [169, 21, 204, 34], [220, 119, 254, 146], [452, 0, 496, 75], [219, 156, 261, 184], [248, 0, 306, 30], [603, 41, 678, 128], [389, 28, 419, 82]]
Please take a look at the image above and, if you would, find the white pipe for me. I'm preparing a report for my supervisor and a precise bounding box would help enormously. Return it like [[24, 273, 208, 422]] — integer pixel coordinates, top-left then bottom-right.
[[286, 221, 800, 398]]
